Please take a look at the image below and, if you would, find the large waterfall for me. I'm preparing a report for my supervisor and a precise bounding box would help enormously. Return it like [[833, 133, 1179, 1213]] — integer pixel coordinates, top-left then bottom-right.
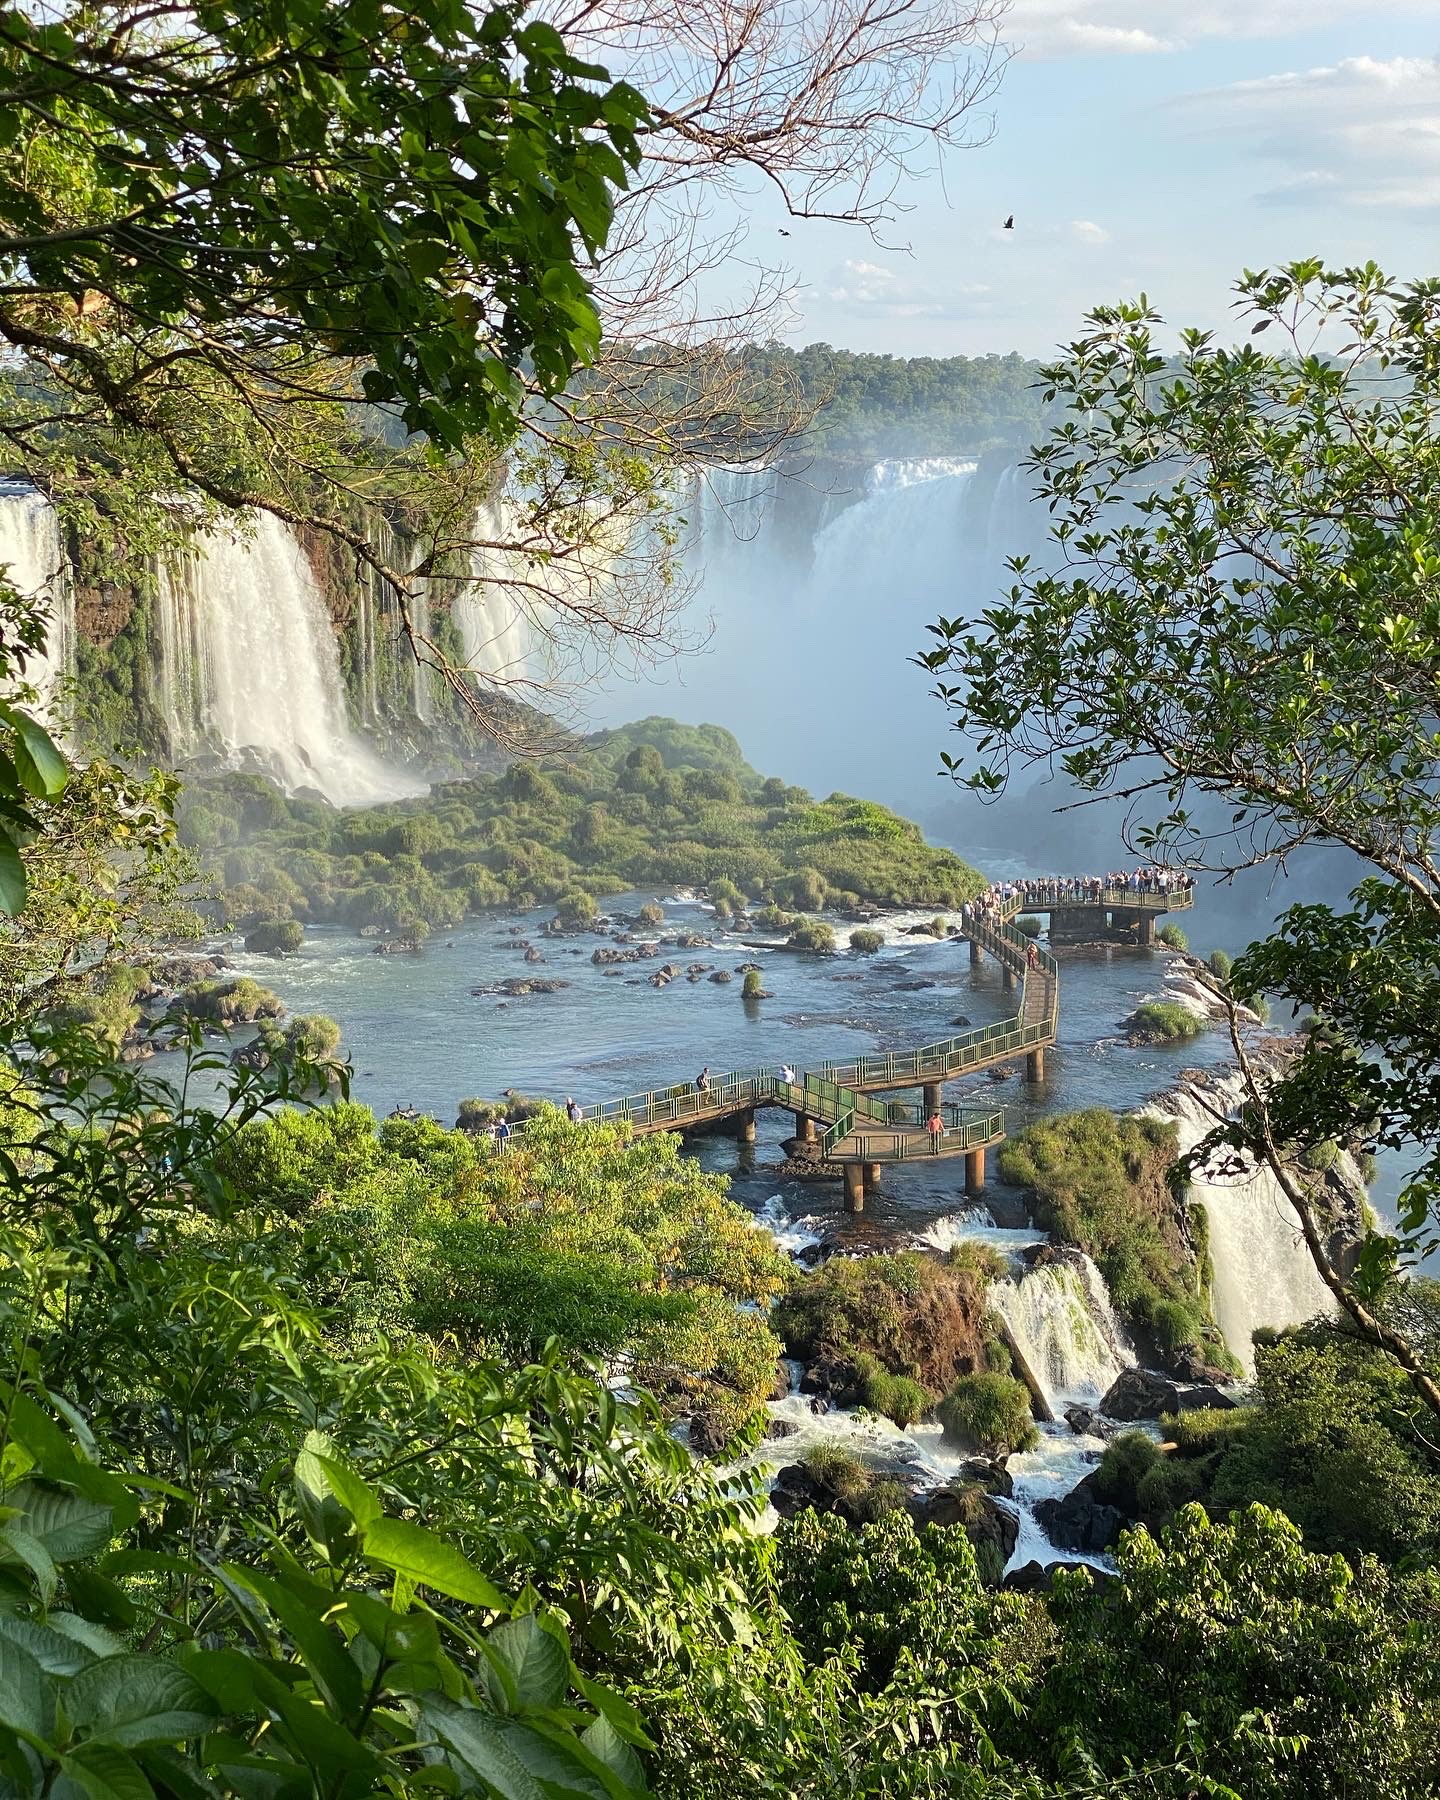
[[452, 499, 536, 688], [154, 512, 423, 807], [0, 481, 76, 727], [1146, 1079, 1335, 1373], [989, 1251, 1134, 1410], [591, 455, 1029, 802]]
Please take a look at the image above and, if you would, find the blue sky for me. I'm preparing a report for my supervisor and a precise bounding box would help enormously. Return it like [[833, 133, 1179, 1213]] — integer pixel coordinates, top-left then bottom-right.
[[727, 1, 1440, 357]]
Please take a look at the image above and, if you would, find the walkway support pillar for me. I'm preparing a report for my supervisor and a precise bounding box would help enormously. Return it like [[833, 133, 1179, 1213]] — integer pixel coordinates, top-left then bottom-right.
[[1002, 966, 1019, 991], [738, 1109, 755, 1144], [1026, 1047, 1046, 1083], [969, 941, 983, 968], [794, 1113, 816, 1143], [1137, 913, 1156, 947], [864, 1161, 881, 1193], [843, 1163, 865, 1213], [922, 1081, 942, 1116], [965, 1148, 985, 1198]]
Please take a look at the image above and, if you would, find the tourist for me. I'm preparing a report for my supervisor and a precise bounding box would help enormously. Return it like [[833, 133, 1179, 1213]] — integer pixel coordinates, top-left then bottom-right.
[[927, 1109, 943, 1150], [496, 1116, 511, 1151], [565, 1096, 583, 1124], [778, 1063, 797, 1086], [696, 1065, 711, 1095], [1027, 941, 1040, 971]]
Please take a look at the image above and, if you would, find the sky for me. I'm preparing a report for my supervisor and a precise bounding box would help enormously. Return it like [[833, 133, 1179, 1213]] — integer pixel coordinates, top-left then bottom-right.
[[729, 0, 1440, 357]]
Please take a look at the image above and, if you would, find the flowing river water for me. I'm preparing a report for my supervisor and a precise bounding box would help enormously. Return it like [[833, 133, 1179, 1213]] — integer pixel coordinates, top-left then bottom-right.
[[163, 890, 1322, 1573]]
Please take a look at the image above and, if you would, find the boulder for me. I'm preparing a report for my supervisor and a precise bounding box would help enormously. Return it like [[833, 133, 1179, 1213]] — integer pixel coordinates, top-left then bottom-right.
[[770, 1362, 794, 1400], [910, 1483, 1019, 1567], [1033, 1473, 1124, 1552], [767, 1418, 801, 1440], [1063, 1404, 1118, 1440], [687, 1413, 731, 1457], [1099, 1368, 1237, 1421], [709, 970, 733, 984], [1004, 1559, 1112, 1594]]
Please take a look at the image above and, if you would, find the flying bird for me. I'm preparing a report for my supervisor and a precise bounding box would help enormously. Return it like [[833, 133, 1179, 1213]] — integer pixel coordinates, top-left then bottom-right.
[[1003, 215, 1014, 230], [779, 228, 791, 236]]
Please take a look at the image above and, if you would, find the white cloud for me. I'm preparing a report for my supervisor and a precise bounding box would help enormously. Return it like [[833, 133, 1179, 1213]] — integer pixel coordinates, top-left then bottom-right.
[[1008, 2, 1438, 59], [1069, 218, 1111, 243], [1181, 54, 1440, 213], [821, 261, 994, 320]]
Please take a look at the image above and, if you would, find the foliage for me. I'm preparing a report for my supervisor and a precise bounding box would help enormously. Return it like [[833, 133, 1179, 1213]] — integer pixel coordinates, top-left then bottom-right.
[[999, 1111, 1229, 1366], [785, 918, 836, 954], [1207, 948, 1233, 981], [921, 261, 1440, 1405], [638, 902, 665, 926], [1156, 924, 1188, 951], [1033, 1504, 1440, 1799], [1015, 915, 1042, 938], [849, 927, 884, 953], [221, 1103, 792, 1438], [741, 970, 766, 1000], [191, 719, 982, 934], [245, 917, 306, 955], [1128, 1000, 1204, 1043], [937, 1373, 1038, 1456], [850, 1352, 931, 1428], [174, 976, 285, 1025], [774, 1251, 997, 1403]]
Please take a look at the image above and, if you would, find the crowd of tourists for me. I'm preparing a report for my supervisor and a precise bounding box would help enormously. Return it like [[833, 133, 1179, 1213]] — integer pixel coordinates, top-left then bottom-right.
[[964, 866, 1195, 920]]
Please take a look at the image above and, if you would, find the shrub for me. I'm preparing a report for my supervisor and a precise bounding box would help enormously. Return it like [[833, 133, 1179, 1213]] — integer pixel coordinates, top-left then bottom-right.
[[849, 927, 884, 954], [786, 867, 827, 912], [1208, 947, 1233, 981], [1151, 1297, 1203, 1352], [637, 901, 665, 926], [787, 918, 836, 954], [1157, 922, 1189, 950], [1300, 1138, 1340, 1172], [1093, 1430, 1161, 1512], [284, 1013, 342, 1059], [176, 977, 285, 1025], [927, 916, 948, 937], [1163, 1407, 1254, 1458], [853, 1352, 931, 1428], [741, 969, 766, 999], [709, 878, 745, 913], [244, 917, 305, 955], [937, 1372, 1037, 1455], [1129, 1000, 1205, 1042], [803, 1443, 872, 1506], [555, 889, 598, 928], [1015, 915, 1042, 938]]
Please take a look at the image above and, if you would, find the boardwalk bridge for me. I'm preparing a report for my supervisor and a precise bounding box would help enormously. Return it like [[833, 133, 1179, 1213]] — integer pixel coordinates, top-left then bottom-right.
[[555, 884, 1192, 1211]]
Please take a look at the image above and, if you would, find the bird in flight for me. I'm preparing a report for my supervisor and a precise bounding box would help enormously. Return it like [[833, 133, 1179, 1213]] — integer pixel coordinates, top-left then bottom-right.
[[1003, 215, 1014, 230], [779, 228, 791, 236]]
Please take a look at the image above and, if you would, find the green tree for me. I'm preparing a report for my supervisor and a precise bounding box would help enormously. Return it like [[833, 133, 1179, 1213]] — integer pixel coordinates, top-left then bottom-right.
[[922, 261, 1440, 1416]]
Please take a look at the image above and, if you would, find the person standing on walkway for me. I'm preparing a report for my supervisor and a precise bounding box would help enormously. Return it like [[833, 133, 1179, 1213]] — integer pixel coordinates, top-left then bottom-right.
[[927, 1109, 943, 1151], [496, 1116, 511, 1151], [695, 1066, 711, 1095], [565, 1096, 583, 1123]]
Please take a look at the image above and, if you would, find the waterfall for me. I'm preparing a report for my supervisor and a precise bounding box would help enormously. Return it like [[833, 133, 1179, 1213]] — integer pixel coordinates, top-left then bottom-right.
[[153, 512, 424, 807], [0, 481, 76, 729], [989, 1250, 1134, 1409], [452, 500, 535, 687], [1148, 1078, 1334, 1374]]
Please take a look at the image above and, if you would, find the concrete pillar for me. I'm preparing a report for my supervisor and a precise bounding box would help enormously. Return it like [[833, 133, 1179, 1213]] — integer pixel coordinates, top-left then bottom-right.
[[794, 1112, 816, 1143], [1002, 966, 1019, 991], [969, 941, 983, 968], [922, 1081, 942, 1115], [965, 1148, 985, 1197], [1137, 913, 1156, 947], [843, 1162, 865, 1212], [864, 1161, 881, 1192], [738, 1109, 755, 1144], [1026, 1047, 1046, 1083]]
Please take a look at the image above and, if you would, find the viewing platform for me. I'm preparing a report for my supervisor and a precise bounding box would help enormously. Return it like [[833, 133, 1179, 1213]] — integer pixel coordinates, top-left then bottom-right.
[[531, 879, 1192, 1211]]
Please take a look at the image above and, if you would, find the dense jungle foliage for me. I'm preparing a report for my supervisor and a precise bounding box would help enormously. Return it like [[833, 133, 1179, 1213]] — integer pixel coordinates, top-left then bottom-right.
[[181, 718, 985, 936]]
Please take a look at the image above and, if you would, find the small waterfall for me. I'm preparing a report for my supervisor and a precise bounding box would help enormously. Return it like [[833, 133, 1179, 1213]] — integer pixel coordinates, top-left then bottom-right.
[[1149, 1078, 1334, 1373], [452, 500, 534, 686], [0, 481, 76, 728], [153, 512, 424, 806], [989, 1251, 1134, 1409]]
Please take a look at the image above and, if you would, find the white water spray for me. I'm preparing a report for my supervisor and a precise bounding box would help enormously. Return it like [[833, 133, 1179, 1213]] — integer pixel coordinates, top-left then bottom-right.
[[989, 1252, 1134, 1409], [154, 512, 423, 806], [1148, 1078, 1334, 1373]]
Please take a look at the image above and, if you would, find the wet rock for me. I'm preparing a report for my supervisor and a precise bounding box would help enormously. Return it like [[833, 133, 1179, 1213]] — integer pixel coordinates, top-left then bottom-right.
[[950, 1014, 973, 1028], [1099, 1368, 1237, 1421], [770, 1362, 794, 1401], [734, 961, 763, 973], [687, 1413, 731, 1457], [1033, 1473, 1124, 1552], [952, 1456, 1014, 1500], [909, 1482, 1019, 1572], [893, 979, 937, 992], [986, 1064, 1017, 1082], [1004, 1559, 1111, 1594], [471, 976, 570, 999], [373, 935, 425, 956], [767, 1418, 801, 1440], [709, 970, 733, 984], [523, 947, 545, 964], [1063, 1404, 1119, 1440]]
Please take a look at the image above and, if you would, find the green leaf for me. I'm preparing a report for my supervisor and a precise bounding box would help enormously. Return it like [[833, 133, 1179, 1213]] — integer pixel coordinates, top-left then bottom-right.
[[10, 710, 67, 797], [221, 1564, 363, 1718], [0, 1522, 58, 1602], [359, 1517, 506, 1611], [582, 1716, 645, 1791], [55, 1742, 156, 1800], [0, 1612, 106, 1676], [0, 833, 25, 914], [6, 1482, 114, 1562], [0, 1634, 52, 1739], [65, 1656, 217, 1749], [482, 1613, 567, 1712]]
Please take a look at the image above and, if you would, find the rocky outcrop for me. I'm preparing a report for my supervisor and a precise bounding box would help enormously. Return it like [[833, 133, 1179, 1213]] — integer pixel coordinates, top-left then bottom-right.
[[1004, 1559, 1113, 1594], [1034, 1471, 1124, 1553], [908, 1480, 1019, 1572], [1098, 1367, 1237, 1421]]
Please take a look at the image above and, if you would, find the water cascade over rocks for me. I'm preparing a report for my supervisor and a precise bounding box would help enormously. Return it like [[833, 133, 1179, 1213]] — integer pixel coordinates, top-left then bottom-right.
[[989, 1251, 1135, 1412], [1146, 1075, 1335, 1373], [154, 511, 423, 806], [0, 481, 76, 728], [452, 499, 536, 687]]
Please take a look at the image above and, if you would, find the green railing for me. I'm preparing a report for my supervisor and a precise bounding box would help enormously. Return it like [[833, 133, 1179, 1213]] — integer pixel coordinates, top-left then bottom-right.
[[1012, 884, 1193, 912]]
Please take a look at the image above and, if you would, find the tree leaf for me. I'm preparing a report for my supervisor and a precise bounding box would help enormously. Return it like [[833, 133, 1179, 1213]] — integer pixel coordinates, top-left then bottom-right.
[[0, 833, 26, 915], [0, 1634, 53, 1738], [55, 1741, 156, 1800], [360, 1517, 506, 1611], [65, 1656, 217, 1749], [10, 710, 68, 798], [482, 1613, 568, 1712], [6, 1482, 114, 1562]]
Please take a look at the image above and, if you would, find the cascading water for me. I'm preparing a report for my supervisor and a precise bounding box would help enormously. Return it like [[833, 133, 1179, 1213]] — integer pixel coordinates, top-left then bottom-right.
[[0, 481, 76, 728], [988, 1251, 1134, 1410], [1148, 1078, 1334, 1373], [154, 512, 423, 806], [452, 500, 535, 687]]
